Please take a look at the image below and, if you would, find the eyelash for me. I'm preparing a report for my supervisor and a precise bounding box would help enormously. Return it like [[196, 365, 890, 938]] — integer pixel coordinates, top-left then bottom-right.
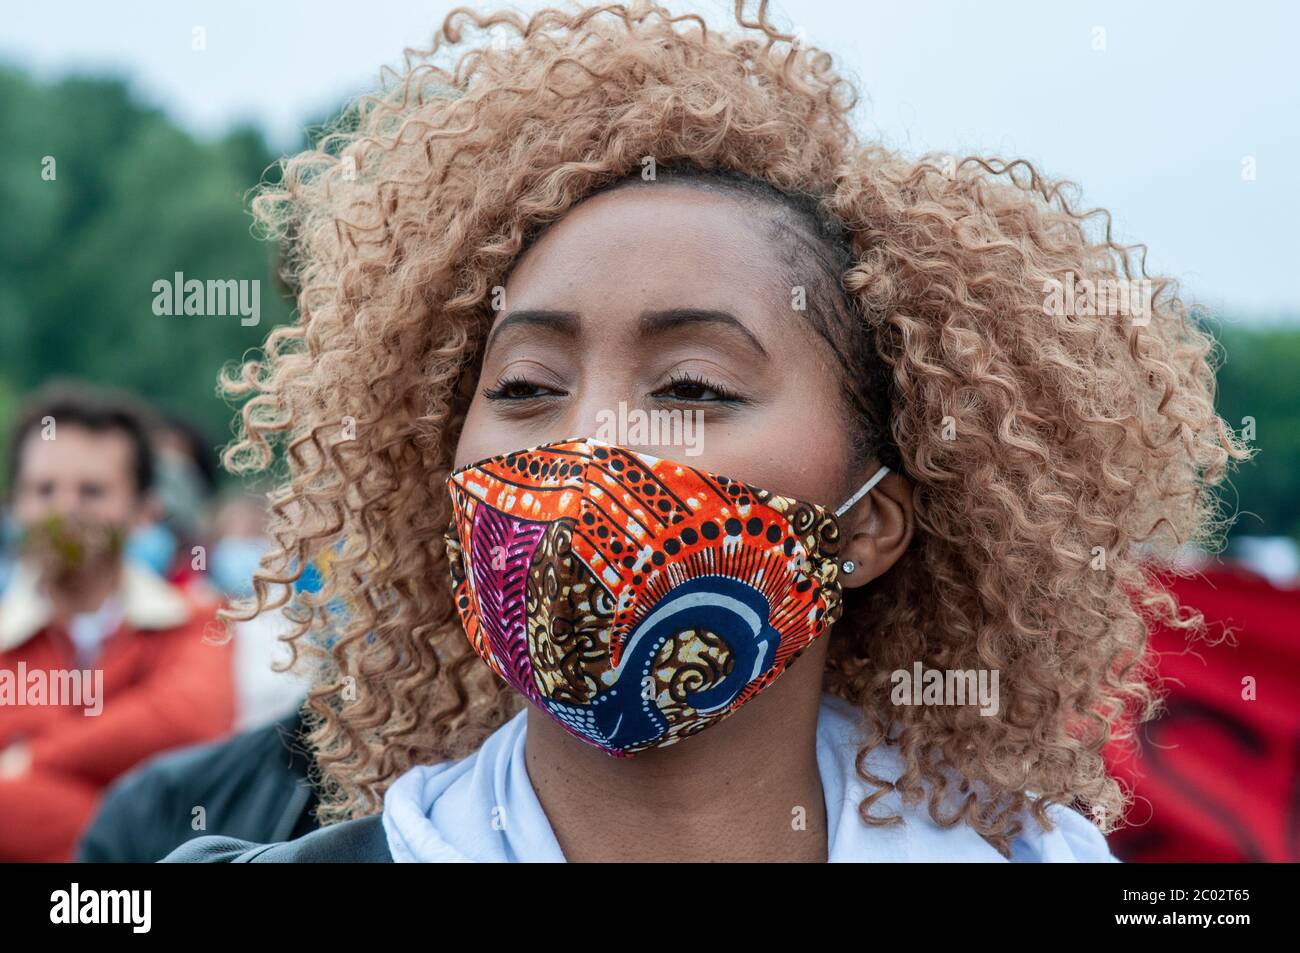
[[481, 375, 559, 402], [657, 372, 745, 403], [481, 372, 745, 403]]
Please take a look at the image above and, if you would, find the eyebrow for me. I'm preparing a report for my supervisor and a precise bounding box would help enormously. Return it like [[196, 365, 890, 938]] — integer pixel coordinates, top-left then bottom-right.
[[484, 307, 769, 359], [483, 309, 579, 357], [637, 308, 768, 358]]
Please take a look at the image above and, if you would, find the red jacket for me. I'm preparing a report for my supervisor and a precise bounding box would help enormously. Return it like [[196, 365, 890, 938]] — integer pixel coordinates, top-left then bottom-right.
[[0, 561, 234, 861]]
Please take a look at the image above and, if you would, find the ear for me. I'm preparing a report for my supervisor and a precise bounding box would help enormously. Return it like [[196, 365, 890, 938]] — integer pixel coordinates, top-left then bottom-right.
[[836, 471, 913, 589]]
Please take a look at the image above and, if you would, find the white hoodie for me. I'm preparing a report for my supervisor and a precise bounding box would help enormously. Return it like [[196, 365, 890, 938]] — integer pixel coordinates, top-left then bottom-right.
[[382, 693, 1119, 862]]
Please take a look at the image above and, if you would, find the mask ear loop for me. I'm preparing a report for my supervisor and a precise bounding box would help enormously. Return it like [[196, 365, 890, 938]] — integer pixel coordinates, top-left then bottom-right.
[[833, 466, 890, 519]]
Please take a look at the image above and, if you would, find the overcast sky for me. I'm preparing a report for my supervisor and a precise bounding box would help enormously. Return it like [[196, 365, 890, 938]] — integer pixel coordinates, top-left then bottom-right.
[[3, 0, 1297, 319]]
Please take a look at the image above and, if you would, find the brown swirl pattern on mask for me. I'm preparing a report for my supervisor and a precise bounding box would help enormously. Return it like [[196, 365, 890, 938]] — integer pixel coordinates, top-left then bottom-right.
[[525, 518, 615, 704]]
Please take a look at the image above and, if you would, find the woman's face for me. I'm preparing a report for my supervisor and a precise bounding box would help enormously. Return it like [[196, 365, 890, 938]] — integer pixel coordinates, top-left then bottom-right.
[[456, 184, 870, 517]]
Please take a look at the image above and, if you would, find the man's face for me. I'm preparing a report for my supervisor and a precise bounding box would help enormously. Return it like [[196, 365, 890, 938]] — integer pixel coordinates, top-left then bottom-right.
[[12, 425, 145, 536]]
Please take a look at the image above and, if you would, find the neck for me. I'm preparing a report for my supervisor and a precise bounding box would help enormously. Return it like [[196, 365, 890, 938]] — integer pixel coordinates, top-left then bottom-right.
[[45, 559, 123, 620], [525, 641, 831, 862]]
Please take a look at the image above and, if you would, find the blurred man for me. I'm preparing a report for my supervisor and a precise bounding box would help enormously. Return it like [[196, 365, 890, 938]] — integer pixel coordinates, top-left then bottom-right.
[[0, 383, 234, 861]]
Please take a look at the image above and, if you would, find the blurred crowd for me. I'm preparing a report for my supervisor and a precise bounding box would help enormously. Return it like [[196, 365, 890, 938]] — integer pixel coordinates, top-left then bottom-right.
[[0, 380, 309, 861]]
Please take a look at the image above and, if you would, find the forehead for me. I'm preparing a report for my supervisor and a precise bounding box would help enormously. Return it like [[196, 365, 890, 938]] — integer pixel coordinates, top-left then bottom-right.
[[18, 425, 135, 483], [504, 184, 790, 318]]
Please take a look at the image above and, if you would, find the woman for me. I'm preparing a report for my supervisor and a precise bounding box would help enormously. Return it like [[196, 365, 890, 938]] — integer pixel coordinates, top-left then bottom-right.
[[170, 1, 1243, 862]]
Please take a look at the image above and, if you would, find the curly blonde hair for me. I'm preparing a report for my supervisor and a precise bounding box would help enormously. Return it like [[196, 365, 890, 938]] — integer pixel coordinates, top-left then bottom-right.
[[222, 0, 1246, 853]]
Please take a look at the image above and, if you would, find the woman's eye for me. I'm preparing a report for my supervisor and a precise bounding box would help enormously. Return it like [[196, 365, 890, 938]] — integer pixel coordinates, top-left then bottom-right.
[[654, 375, 743, 403], [482, 377, 564, 401]]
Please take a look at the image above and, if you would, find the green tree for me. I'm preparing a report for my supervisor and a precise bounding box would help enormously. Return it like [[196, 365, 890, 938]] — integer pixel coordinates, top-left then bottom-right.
[[0, 67, 292, 479], [1214, 325, 1300, 541]]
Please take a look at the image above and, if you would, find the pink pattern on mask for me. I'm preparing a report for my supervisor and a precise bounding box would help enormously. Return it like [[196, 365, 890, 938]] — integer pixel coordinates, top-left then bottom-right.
[[467, 504, 547, 704]]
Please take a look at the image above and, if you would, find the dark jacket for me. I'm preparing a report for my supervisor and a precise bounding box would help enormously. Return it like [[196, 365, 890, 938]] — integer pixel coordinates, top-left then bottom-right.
[[161, 813, 392, 862], [77, 708, 319, 863]]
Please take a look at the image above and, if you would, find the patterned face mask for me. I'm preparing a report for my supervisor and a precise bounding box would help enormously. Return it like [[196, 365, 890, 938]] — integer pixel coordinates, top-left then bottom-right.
[[445, 437, 889, 756], [19, 513, 127, 582]]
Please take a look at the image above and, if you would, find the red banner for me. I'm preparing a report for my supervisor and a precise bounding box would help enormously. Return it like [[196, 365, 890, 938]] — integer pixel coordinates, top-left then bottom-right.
[[1105, 566, 1300, 862]]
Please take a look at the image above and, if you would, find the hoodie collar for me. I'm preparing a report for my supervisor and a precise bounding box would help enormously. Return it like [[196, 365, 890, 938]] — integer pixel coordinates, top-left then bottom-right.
[[0, 559, 191, 653], [380, 694, 1009, 862], [380, 693, 1119, 863]]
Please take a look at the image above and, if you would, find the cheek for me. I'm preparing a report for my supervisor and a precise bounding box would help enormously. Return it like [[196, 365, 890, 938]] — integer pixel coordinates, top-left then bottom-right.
[[106, 499, 137, 525], [704, 426, 850, 507], [13, 495, 47, 523], [13, 479, 66, 521], [90, 487, 138, 526], [454, 396, 510, 471], [689, 379, 853, 507]]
